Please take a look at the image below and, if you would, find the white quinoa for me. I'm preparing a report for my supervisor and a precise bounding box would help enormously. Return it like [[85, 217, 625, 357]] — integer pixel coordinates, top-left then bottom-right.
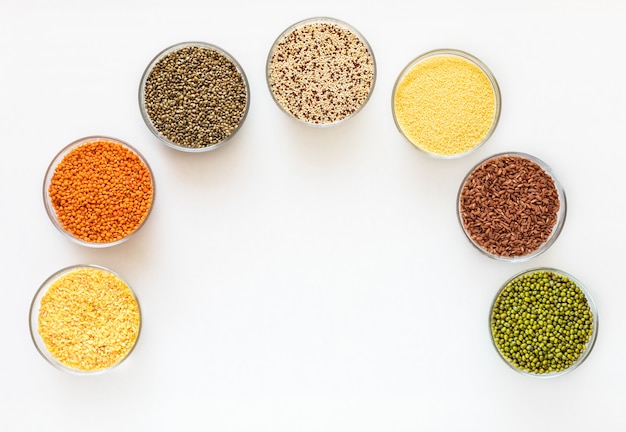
[[268, 19, 375, 125]]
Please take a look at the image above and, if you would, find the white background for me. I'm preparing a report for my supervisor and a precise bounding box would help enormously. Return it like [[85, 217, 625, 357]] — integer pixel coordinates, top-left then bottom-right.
[[1, 0, 625, 430]]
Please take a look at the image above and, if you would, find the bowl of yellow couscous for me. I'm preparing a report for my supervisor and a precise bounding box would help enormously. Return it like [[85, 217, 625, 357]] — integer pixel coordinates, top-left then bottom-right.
[[392, 49, 501, 158]]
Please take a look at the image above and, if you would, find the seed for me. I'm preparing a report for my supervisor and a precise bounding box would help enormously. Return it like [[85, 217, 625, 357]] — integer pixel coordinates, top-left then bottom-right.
[[46, 137, 154, 245], [393, 50, 500, 157], [490, 270, 595, 375], [267, 18, 376, 125], [142, 43, 248, 149], [458, 153, 562, 259], [34, 266, 141, 372]]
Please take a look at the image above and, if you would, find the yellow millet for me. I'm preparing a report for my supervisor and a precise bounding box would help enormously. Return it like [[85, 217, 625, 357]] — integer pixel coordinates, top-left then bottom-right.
[[393, 54, 497, 156], [37, 267, 141, 372]]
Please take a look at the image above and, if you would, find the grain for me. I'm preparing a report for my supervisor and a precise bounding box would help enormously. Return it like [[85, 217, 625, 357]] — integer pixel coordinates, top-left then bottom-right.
[[393, 51, 498, 157], [37, 267, 141, 372], [47, 138, 154, 245], [459, 154, 561, 259], [142, 43, 248, 149], [267, 18, 375, 125], [491, 269, 595, 375]]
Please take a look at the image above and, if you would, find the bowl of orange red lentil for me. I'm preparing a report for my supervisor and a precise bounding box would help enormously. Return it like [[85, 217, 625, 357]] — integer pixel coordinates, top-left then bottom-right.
[[43, 136, 155, 247], [392, 49, 501, 158], [29, 264, 142, 374]]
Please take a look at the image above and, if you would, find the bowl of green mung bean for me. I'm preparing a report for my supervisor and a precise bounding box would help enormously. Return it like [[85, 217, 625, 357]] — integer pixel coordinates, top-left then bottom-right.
[[266, 17, 376, 126], [139, 41, 250, 152], [490, 268, 598, 377], [29, 264, 142, 375]]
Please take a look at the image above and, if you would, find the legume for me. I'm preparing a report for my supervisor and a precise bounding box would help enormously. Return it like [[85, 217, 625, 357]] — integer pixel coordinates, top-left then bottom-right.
[[393, 50, 499, 157], [267, 18, 375, 125], [142, 43, 248, 149], [36, 266, 141, 372], [458, 153, 562, 259], [491, 270, 595, 375], [47, 138, 154, 245]]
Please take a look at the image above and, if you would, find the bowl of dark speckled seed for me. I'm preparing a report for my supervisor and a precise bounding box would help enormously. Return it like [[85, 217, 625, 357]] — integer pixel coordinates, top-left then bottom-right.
[[139, 41, 250, 152]]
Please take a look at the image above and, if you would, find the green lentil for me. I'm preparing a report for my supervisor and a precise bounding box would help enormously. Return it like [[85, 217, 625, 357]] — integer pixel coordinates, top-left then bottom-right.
[[142, 44, 248, 149], [490, 270, 594, 375]]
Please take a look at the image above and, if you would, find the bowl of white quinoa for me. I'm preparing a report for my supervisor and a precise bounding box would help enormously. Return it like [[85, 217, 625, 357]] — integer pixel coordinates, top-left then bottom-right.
[[266, 17, 376, 126]]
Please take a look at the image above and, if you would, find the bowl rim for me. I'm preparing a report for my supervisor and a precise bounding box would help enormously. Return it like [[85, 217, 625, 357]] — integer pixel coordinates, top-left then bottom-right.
[[489, 267, 598, 378], [391, 48, 502, 159], [265, 16, 377, 127], [456, 151, 567, 262], [138, 40, 250, 152], [29, 264, 142, 375], [43, 135, 155, 248]]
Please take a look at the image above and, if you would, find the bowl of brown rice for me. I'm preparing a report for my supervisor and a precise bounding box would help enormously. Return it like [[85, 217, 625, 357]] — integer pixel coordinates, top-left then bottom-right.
[[457, 152, 566, 262]]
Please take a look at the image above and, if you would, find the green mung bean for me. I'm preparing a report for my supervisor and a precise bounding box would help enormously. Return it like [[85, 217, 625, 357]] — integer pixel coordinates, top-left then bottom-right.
[[490, 270, 594, 375]]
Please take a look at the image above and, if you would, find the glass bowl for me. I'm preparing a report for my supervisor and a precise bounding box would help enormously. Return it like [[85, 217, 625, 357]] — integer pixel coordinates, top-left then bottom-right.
[[490, 268, 598, 377], [266, 16, 376, 127], [457, 152, 566, 262], [29, 264, 142, 375], [392, 49, 501, 158], [139, 41, 250, 152], [43, 136, 155, 248]]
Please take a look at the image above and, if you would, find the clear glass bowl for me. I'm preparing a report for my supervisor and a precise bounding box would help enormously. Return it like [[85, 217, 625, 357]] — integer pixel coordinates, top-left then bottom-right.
[[490, 268, 598, 377], [29, 264, 142, 375], [266, 17, 376, 127], [139, 41, 250, 152], [457, 152, 566, 262], [43, 135, 155, 248], [392, 49, 501, 158]]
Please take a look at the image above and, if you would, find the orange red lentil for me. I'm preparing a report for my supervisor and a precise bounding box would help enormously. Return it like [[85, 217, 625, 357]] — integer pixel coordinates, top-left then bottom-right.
[[47, 139, 154, 244]]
